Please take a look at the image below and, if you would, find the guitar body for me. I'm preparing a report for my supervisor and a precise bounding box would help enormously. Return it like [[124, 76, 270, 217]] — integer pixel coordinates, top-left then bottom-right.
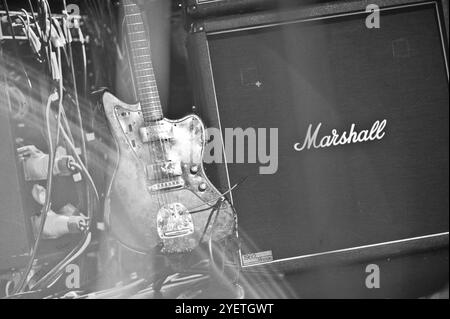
[[102, 92, 235, 254]]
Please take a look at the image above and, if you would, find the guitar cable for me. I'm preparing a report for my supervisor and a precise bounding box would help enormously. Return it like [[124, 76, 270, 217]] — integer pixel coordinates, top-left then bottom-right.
[[9, 0, 56, 294], [13, 19, 98, 292], [30, 116, 99, 290], [14, 40, 65, 293], [29, 4, 100, 290], [13, 89, 61, 294], [14, 41, 66, 294], [30, 104, 100, 289], [61, 0, 91, 221]]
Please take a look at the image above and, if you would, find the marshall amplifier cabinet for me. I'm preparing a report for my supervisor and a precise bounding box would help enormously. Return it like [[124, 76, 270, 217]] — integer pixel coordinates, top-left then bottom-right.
[[187, 0, 449, 275]]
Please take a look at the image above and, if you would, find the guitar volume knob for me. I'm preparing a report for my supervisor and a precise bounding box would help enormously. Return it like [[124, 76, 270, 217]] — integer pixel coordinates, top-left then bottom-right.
[[198, 182, 207, 192], [190, 165, 199, 174]]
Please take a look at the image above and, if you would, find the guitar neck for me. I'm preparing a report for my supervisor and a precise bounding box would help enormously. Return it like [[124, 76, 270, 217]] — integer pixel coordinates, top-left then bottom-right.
[[122, 0, 163, 123]]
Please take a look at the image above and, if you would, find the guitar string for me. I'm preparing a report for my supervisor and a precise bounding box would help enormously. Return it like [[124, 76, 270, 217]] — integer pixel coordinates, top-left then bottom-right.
[[126, 3, 171, 213], [130, 1, 172, 208], [124, 5, 167, 232], [141, 22, 172, 209]]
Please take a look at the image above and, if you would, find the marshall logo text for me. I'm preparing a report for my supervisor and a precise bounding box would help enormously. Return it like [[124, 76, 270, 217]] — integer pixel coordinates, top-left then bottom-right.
[[294, 119, 387, 152]]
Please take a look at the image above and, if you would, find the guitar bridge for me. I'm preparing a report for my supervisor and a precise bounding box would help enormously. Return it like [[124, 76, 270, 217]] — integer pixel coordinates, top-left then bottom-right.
[[157, 203, 194, 239], [148, 177, 185, 192]]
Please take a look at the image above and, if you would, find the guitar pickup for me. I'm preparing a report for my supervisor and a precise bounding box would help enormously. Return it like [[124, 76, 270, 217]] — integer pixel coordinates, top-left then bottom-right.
[[139, 123, 173, 143], [148, 178, 185, 192], [146, 161, 182, 179]]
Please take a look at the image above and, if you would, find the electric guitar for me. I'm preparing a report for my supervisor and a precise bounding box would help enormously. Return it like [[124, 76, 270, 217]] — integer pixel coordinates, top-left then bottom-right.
[[102, 0, 235, 254]]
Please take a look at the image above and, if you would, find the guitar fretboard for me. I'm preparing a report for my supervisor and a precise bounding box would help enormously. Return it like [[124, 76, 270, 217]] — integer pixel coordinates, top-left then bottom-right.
[[123, 0, 163, 124]]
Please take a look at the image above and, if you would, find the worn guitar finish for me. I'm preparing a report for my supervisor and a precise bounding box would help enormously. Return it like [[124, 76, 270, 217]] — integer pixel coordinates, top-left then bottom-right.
[[102, 0, 235, 254]]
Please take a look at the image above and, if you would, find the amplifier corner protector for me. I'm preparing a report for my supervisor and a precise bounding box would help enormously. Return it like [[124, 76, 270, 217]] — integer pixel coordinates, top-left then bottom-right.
[[190, 22, 206, 34]]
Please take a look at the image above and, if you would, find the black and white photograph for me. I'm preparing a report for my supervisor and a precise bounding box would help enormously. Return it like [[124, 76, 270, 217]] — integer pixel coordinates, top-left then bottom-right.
[[0, 0, 448, 305]]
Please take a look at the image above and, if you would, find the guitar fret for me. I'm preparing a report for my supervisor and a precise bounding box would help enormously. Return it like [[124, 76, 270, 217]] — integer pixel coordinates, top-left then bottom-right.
[[141, 100, 160, 104], [141, 104, 162, 107], [129, 31, 145, 34], [141, 113, 161, 117], [127, 24, 145, 33], [131, 52, 151, 57], [140, 91, 159, 95], [138, 89, 157, 93], [137, 80, 156, 85], [138, 86, 157, 90], [141, 108, 162, 115], [131, 43, 149, 49], [141, 107, 161, 111], [140, 100, 161, 104], [136, 69, 154, 74], [141, 104, 161, 108], [141, 102, 160, 106], [137, 79, 155, 83], [139, 90, 157, 95], [131, 45, 149, 49], [139, 92, 159, 97], [135, 68, 154, 74], [123, 0, 163, 123], [126, 16, 142, 24], [140, 92, 159, 96], [128, 34, 145, 42], [140, 91, 159, 96], [141, 108, 162, 112], [134, 61, 152, 66], [137, 77, 155, 82], [136, 76, 155, 81], [132, 56, 151, 64], [131, 55, 151, 62], [130, 40, 148, 48], [141, 106, 161, 109], [138, 90, 157, 95], [140, 94, 160, 99], [131, 47, 149, 52], [136, 75, 155, 81], [136, 71, 155, 80], [130, 48, 149, 53]]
